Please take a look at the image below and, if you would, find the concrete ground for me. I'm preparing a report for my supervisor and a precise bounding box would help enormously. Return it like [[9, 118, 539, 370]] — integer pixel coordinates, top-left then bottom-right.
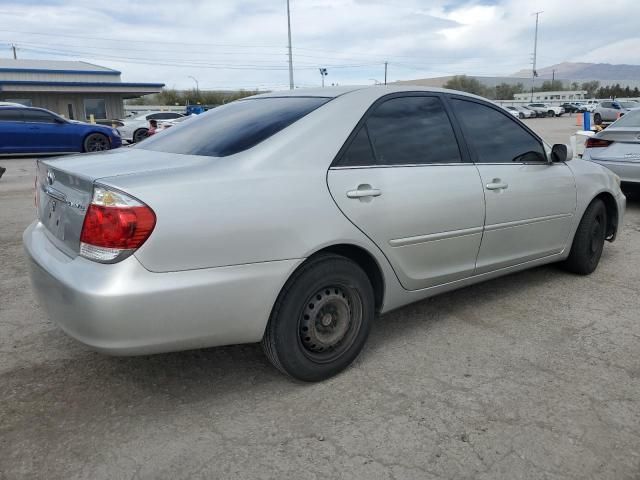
[[1, 115, 639, 479]]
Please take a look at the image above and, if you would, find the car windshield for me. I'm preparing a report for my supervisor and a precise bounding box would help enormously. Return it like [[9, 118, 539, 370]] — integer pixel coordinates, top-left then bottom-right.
[[611, 109, 640, 128], [136, 96, 330, 157]]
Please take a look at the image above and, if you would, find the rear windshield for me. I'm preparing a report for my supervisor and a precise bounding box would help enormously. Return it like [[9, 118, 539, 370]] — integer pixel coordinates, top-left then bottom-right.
[[619, 101, 638, 109], [136, 96, 330, 157], [612, 109, 640, 128]]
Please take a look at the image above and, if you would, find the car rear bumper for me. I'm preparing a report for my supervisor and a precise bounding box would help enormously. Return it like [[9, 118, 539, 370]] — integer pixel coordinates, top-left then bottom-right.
[[584, 156, 640, 184], [23, 221, 300, 355]]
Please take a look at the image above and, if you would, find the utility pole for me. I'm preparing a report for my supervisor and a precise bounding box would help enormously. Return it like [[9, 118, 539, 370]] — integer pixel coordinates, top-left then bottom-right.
[[286, 0, 294, 90], [11, 43, 17, 59], [552, 69, 555, 82], [188, 76, 199, 97], [530, 11, 543, 102], [384, 61, 388, 85]]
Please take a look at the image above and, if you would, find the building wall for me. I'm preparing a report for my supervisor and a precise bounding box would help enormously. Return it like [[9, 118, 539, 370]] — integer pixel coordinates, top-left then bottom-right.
[[0, 92, 125, 120], [513, 90, 587, 102]]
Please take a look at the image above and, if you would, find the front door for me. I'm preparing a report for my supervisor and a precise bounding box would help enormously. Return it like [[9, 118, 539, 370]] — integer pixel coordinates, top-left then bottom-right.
[[0, 108, 28, 153], [448, 96, 576, 274], [328, 94, 486, 291], [22, 109, 73, 152]]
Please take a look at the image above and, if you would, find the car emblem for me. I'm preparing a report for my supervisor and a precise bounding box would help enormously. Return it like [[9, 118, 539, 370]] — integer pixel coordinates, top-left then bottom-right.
[[46, 170, 55, 186]]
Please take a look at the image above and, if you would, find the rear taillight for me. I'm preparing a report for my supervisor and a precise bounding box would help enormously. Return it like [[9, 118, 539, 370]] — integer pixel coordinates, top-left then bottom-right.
[[585, 138, 613, 149], [80, 186, 156, 263]]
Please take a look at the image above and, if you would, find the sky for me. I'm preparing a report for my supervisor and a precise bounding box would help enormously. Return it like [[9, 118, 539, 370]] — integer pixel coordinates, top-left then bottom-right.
[[0, 0, 639, 91]]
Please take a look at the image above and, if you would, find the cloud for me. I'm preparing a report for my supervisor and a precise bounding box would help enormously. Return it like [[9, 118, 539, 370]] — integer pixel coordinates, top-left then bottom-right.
[[0, 0, 638, 90]]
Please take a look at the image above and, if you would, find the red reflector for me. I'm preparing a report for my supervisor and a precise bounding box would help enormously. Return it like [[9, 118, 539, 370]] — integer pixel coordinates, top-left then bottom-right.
[[585, 138, 613, 148], [80, 204, 156, 249]]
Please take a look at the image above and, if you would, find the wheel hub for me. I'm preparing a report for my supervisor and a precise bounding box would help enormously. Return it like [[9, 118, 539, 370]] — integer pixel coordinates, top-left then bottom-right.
[[300, 288, 352, 353]]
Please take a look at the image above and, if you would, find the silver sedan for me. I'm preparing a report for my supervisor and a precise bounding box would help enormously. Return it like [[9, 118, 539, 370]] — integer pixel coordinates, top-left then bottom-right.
[[24, 86, 625, 381], [583, 108, 640, 184]]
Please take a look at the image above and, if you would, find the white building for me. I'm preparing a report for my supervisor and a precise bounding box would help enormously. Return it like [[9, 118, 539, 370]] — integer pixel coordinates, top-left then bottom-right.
[[511, 90, 587, 102], [0, 59, 164, 121]]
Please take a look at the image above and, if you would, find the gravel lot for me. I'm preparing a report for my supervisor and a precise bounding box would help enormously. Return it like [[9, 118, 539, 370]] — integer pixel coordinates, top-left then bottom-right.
[[1, 116, 639, 479]]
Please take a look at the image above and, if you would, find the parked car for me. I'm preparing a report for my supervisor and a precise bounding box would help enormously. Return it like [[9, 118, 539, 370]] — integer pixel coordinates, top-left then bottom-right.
[[118, 111, 185, 143], [24, 87, 625, 381], [593, 100, 640, 123], [0, 106, 121, 155], [582, 108, 640, 185], [503, 105, 520, 118], [155, 115, 193, 133], [527, 103, 564, 117], [560, 102, 587, 113], [0, 101, 27, 107], [581, 101, 597, 113]]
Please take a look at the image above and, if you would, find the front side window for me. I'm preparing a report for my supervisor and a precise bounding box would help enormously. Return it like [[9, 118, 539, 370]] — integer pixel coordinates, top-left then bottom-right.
[[22, 110, 57, 123], [137, 97, 329, 157], [337, 96, 461, 167], [84, 99, 107, 120], [451, 98, 546, 164]]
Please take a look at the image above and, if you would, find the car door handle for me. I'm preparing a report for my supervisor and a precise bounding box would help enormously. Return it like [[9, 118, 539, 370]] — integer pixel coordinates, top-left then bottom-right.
[[486, 180, 508, 191], [346, 187, 382, 198]]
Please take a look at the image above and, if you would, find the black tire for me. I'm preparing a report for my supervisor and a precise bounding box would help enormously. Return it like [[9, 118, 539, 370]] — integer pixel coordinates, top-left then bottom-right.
[[562, 199, 607, 275], [133, 128, 149, 143], [262, 253, 375, 382], [548, 110, 556, 117], [83, 133, 110, 152], [594, 113, 602, 124], [519, 113, 525, 119]]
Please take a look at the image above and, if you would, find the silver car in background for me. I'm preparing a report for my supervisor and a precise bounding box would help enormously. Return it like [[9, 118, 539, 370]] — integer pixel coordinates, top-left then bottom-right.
[[24, 86, 625, 381], [593, 100, 640, 123], [583, 108, 640, 184]]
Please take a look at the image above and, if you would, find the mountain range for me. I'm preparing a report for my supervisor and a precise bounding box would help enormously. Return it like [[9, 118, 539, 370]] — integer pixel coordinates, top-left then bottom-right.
[[511, 62, 640, 80]]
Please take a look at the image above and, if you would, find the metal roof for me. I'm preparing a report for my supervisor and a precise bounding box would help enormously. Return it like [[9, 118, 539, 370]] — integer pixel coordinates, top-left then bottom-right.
[[0, 59, 120, 75]]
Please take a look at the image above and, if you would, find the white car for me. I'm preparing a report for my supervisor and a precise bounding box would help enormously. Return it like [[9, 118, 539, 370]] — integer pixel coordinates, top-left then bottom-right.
[[503, 106, 521, 118], [527, 103, 564, 117], [156, 115, 193, 132], [118, 111, 185, 143]]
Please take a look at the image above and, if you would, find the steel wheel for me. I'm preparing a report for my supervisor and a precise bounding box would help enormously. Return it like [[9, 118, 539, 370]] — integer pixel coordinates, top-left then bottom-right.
[[299, 285, 363, 363], [84, 133, 110, 152]]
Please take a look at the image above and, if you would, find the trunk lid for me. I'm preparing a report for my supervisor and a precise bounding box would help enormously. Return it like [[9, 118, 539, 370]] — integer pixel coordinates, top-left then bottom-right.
[[36, 148, 212, 257], [589, 128, 640, 162]]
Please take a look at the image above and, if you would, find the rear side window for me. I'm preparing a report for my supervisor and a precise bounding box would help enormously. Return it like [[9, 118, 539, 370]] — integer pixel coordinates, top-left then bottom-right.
[[337, 96, 461, 166], [451, 99, 546, 164], [137, 97, 329, 157], [0, 109, 23, 121], [22, 110, 56, 123], [148, 112, 182, 120]]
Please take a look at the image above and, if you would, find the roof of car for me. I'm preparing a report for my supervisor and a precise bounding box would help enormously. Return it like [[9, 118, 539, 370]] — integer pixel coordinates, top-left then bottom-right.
[[249, 85, 488, 102]]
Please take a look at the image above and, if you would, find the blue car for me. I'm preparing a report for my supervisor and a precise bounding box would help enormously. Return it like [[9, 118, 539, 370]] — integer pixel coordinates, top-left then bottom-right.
[[0, 106, 122, 155]]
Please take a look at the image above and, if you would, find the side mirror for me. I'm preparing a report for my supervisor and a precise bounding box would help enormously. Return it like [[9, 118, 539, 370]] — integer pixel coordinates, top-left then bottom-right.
[[551, 143, 571, 162]]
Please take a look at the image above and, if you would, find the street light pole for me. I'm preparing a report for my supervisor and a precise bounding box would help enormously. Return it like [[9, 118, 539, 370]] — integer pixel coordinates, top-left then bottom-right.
[[384, 61, 388, 85], [286, 0, 294, 90], [319, 68, 328, 87]]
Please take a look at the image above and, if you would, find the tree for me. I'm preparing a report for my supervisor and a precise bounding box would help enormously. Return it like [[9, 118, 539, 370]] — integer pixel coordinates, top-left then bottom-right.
[[539, 80, 565, 91], [571, 82, 580, 91], [581, 81, 600, 98], [443, 75, 488, 97], [494, 82, 524, 100], [126, 88, 259, 106]]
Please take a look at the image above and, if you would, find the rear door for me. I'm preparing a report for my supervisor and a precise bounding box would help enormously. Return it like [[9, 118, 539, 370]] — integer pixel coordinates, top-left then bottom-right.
[[327, 94, 485, 291], [0, 108, 27, 153], [448, 96, 576, 273], [22, 110, 73, 152]]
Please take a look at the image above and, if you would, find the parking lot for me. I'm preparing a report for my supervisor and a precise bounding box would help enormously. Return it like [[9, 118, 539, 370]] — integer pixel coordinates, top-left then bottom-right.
[[1, 115, 639, 479]]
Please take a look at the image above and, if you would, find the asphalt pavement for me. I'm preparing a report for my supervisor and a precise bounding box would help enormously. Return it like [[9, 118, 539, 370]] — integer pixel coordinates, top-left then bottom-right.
[[1, 116, 639, 479]]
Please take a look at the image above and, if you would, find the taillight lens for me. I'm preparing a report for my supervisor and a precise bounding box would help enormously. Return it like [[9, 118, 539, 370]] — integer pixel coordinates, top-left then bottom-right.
[[585, 138, 613, 149], [80, 186, 156, 263]]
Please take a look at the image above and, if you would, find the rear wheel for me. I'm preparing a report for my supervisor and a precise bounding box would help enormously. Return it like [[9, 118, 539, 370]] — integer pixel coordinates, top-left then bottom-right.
[[262, 254, 374, 382], [83, 133, 110, 152], [548, 110, 556, 117], [562, 199, 607, 275], [133, 128, 149, 143], [519, 113, 525, 119]]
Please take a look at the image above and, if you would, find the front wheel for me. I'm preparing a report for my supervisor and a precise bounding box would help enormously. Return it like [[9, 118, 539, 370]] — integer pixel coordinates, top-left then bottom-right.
[[548, 110, 556, 117], [562, 199, 607, 275], [262, 254, 375, 382], [519, 113, 525, 119], [83, 133, 110, 152], [594, 113, 602, 124], [133, 128, 149, 143]]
